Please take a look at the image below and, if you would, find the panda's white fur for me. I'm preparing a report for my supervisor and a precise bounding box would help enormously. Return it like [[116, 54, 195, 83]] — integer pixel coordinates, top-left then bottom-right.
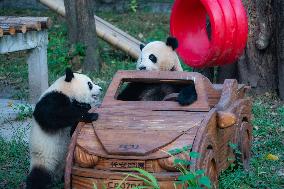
[[26, 68, 101, 189], [136, 40, 183, 71], [29, 120, 70, 178]]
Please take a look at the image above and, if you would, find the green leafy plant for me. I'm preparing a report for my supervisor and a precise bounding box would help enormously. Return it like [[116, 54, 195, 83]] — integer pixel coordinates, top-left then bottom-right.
[[13, 104, 33, 121], [129, 0, 138, 13], [227, 141, 243, 170], [69, 43, 87, 58], [170, 148, 211, 189]]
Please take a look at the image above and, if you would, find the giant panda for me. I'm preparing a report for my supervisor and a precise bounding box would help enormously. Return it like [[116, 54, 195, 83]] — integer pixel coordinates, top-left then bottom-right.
[[117, 37, 197, 105], [26, 68, 101, 189]]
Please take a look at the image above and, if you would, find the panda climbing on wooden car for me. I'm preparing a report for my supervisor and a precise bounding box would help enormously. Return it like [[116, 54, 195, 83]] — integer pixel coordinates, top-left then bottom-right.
[[26, 68, 101, 189], [117, 37, 198, 105]]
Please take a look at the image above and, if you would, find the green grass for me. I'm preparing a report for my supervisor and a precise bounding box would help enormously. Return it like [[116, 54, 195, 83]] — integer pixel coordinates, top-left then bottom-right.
[[0, 136, 29, 189], [219, 94, 284, 189], [0, 9, 283, 189]]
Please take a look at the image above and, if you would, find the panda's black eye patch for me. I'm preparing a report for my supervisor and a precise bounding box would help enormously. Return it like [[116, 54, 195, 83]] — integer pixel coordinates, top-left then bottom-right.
[[149, 54, 157, 63], [88, 81, 93, 90]]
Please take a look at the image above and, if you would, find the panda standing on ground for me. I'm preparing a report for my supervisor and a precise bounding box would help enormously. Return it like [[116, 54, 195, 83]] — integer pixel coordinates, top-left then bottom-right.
[[118, 37, 197, 105], [26, 68, 101, 189]]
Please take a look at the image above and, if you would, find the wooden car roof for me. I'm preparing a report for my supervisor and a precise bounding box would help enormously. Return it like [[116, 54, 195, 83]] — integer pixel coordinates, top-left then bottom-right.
[[101, 71, 221, 111]]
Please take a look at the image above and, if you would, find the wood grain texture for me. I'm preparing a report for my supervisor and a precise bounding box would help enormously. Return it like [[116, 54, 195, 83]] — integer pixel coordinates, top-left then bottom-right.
[[77, 120, 199, 160], [72, 175, 181, 189], [65, 72, 252, 189], [65, 122, 86, 189], [74, 146, 98, 168], [102, 71, 221, 111]]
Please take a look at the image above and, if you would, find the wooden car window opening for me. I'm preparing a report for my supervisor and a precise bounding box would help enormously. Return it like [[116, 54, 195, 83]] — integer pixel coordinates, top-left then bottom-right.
[[116, 79, 195, 102]]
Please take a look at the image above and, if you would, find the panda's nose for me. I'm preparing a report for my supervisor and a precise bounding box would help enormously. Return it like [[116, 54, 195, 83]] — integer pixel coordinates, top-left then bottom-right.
[[139, 66, 146, 70]]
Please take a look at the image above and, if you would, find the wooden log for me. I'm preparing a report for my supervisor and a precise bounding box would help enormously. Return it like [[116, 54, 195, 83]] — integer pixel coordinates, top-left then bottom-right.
[[17, 17, 52, 29], [0, 24, 16, 35], [0, 16, 51, 29], [0, 23, 27, 34], [0, 17, 52, 36], [0, 22, 41, 32], [0, 28, 3, 37]]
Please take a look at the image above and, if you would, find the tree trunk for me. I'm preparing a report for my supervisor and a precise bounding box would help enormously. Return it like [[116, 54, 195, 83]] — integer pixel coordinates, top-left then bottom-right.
[[274, 0, 284, 100], [64, 0, 101, 72], [237, 0, 278, 94], [64, 0, 77, 43]]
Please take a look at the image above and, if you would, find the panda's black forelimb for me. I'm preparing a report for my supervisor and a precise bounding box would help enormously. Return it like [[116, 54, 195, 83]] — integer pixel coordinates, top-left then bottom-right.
[[26, 166, 52, 189], [34, 91, 98, 134], [177, 84, 198, 106], [81, 112, 99, 122], [69, 100, 99, 136]]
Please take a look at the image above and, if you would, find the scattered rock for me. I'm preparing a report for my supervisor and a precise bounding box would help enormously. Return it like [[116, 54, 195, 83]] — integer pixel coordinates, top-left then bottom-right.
[[0, 99, 33, 143]]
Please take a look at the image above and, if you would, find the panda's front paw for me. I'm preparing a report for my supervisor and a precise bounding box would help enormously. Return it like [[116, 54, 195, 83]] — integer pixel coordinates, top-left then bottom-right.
[[81, 113, 99, 122], [177, 85, 197, 106], [72, 100, 91, 110]]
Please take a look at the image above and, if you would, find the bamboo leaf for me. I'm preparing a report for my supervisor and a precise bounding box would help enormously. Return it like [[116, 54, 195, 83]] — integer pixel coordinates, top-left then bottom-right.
[[174, 158, 192, 166], [182, 145, 192, 151], [125, 173, 153, 187], [131, 186, 151, 189], [178, 173, 195, 182], [195, 169, 205, 175], [131, 168, 159, 188], [168, 148, 183, 155], [115, 175, 130, 189], [189, 151, 201, 158], [198, 176, 211, 188]]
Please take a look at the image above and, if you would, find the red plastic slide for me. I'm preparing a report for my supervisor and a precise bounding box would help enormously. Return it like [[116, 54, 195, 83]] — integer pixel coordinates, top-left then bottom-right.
[[170, 0, 248, 68]]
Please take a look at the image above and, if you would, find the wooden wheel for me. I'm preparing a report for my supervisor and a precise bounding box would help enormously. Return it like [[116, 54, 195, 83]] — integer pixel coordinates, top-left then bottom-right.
[[202, 148, 218, 189], [193, 133, 219, 188], [238, 121, 252, 170]]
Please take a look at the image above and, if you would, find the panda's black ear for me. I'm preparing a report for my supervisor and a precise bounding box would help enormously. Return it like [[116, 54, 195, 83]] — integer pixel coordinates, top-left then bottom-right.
[[65, 68, 74, 82], [140, 44, 145, 51], [166, 37, 178, 50]]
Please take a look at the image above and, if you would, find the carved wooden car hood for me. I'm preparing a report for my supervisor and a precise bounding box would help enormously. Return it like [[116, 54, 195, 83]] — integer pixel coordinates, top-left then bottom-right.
[[76, 108, 208, 159]]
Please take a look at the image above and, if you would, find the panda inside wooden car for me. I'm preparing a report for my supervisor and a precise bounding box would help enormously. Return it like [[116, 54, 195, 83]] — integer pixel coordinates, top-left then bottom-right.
[[26, 68, 101, 189], [118, 37, 197, 106]]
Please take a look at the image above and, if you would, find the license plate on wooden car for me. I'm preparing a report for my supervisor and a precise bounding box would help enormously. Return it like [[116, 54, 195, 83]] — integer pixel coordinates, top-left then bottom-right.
[[96, 159, 146, 171]]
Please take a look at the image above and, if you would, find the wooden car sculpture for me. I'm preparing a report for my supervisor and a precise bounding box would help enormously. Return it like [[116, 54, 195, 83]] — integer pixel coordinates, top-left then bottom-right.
[[65, 71, 252, 189]]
